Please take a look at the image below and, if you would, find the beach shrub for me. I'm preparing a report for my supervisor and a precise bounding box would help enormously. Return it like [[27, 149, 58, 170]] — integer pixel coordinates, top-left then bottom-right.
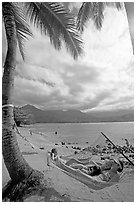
[[14, 107, 35, 126]]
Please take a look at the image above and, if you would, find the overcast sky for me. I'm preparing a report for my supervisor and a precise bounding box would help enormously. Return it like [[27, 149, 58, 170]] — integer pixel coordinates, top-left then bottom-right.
[[2, 2, 134, 112]]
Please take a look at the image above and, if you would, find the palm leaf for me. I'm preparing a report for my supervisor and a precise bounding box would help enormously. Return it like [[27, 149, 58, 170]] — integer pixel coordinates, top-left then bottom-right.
[[105, 2, 122, 10], [25, 2, 61, 50], [77, 2, 105, 32], [77, 2, 92, 32], [25, 2, 83, 59], [3, 3, 33, 60], [115, 2, 122, 10], [77, 2, 122, 32], [12, 3, 33, 60], [92, 2, 105, 29]]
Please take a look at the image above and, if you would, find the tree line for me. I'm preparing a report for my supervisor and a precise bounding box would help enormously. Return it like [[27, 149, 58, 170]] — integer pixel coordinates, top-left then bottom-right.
[[14, 107, 35, 126]]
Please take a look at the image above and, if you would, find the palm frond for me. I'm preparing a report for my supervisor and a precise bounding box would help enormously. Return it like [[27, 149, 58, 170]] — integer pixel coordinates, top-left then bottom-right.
[[25, 2, 61, 50], [16, 32, 25, 60], [92, 2, 105, 29], [25, 2, 83, 59], [77, 2, 92, 32], [3, 3, 33, 60], [105, 2, 122, 10], [115, 2, 122, 10], [77, 2, 123, 32], [77, 2, 105, 32], [12, 3, 33, 60]]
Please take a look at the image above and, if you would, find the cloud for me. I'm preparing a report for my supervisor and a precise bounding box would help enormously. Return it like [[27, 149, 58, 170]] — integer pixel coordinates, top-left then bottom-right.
[[13, 62, 71, 108], [2, 3, 134, 112]]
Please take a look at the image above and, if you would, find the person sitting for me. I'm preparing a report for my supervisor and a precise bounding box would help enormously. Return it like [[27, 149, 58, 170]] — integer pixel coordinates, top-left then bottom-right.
[[47, 148, 58, 166], [48, 148, 66, 163], [49, 148, 89, 163], [50, 148, 58, 160]]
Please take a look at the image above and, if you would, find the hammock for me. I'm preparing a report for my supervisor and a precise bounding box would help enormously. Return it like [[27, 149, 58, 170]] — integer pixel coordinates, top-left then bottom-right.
[[15, 125, 132, 190], [50, 156, 119, 190]]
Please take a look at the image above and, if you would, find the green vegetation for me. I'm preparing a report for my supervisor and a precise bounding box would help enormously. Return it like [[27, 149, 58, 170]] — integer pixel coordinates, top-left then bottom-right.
[[14, 107, 35, 126]]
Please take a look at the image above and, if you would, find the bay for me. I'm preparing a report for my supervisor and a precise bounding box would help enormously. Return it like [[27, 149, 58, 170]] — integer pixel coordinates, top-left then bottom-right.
[[28, 122, 134, 148]]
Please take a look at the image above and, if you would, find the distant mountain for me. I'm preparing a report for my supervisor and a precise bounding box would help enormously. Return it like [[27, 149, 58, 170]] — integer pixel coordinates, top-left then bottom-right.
[[85, 108, 134, 122], [21, 104, 134, 123]]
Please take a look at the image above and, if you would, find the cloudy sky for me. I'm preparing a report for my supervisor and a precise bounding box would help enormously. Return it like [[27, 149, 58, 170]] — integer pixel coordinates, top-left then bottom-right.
[[2, 2, 134, 112]]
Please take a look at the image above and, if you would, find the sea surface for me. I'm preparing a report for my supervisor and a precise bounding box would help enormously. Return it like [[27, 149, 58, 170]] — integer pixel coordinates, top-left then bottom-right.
[[28, 122, 134, 148]]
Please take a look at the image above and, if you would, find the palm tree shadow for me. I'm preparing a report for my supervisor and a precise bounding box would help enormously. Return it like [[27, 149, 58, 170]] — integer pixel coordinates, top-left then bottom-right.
[[25, 186, 71, 202], [2, 179, 71, 202]]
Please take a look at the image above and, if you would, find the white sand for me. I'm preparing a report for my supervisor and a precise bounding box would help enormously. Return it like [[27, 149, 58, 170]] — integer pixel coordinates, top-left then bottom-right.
[[2, 127, 134, 202]]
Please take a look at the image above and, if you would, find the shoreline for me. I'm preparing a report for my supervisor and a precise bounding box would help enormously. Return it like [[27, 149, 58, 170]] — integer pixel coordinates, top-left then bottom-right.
[[24, 121, 134, 125], [2, 126, 134, 202]]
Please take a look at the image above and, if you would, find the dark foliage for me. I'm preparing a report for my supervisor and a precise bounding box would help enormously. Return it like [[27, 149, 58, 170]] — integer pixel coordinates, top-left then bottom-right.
[[14, 107, 35, 126]]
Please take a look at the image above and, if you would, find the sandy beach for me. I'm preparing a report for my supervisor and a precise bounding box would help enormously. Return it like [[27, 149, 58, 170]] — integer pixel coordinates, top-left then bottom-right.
[[2, 126, 134, 202]]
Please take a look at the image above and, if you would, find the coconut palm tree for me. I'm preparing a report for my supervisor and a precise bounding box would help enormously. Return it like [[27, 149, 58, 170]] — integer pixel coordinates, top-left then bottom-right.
[[77, 2, 134, 52], [2, 2, 83, 185], [124, 2, 134, 53]]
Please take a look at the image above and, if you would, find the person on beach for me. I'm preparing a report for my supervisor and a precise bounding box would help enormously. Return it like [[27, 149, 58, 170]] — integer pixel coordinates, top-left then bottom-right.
[[47, 148, 58, 166], [29, 129, 32, 135], [125, 139, 129, 148], [47, 148, 123, 182], [99, 159, 123, 182], [67, 158, 123, 182], [50, 148, 58, 160], [65, 158, 90, 166], [47, 148, 89, 166]]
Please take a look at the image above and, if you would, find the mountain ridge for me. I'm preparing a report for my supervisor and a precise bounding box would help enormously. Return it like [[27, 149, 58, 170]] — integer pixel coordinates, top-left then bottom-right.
[[21, 104, 134, 123]]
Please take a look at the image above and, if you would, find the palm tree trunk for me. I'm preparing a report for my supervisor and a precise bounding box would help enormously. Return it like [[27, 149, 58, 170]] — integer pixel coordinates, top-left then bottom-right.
[[124, 2, 134, 53], [2, 4, 34, 183]]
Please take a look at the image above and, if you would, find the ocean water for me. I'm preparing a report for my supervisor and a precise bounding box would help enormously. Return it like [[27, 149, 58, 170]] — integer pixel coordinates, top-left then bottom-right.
[[28, 122, 134, 148]]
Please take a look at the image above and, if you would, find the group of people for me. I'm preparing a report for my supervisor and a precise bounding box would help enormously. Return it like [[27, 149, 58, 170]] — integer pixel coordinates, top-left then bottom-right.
[[47, 148, 123, 182]]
